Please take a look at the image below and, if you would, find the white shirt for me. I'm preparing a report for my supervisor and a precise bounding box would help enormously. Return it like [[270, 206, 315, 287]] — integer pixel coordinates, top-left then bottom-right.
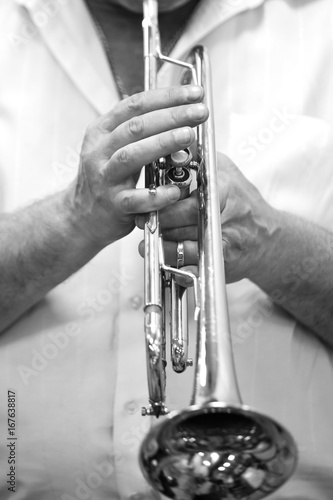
[[1, 0, 333, 499]]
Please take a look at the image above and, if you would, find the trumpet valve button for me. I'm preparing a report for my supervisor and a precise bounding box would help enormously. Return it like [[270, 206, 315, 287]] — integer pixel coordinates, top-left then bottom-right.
[[170, 149, 191, 167]]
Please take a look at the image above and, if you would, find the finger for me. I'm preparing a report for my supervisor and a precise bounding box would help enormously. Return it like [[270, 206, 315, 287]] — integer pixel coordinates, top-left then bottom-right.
[[106, 127, 195, 183], [135, 218, 198, 240], [108, 102, 208, 154], [100, 85, 205, 132], [114, 185, 181, 215], [159, 191, 199, 229], [135, 214, 147, 230], [163, 240, 198, 267], [162, 225, 198, 242], [174, 265, 198, 288], [138, 239, 198, 267], [136, 190, 198, 230]]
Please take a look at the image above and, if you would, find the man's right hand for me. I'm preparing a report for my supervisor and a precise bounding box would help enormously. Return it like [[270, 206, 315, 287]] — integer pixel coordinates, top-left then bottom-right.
[[67, 85, 208, 249]]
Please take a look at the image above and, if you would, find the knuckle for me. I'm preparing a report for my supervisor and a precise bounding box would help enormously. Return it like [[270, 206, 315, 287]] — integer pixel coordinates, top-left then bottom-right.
[[120, 194, 132, 212], [127, 92, 145, 113], [100, 116, 113, 131], [116, 147, 131, 166], [128, 116, 145, 137]]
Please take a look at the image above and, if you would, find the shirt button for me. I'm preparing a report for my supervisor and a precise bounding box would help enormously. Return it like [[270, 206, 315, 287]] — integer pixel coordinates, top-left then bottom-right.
[[124, 400, 139, 414], [129, 295, 143, 310]]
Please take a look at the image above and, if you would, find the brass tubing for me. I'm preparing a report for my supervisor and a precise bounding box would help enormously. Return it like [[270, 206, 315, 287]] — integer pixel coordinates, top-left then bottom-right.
[[140, 3, 297, 498]]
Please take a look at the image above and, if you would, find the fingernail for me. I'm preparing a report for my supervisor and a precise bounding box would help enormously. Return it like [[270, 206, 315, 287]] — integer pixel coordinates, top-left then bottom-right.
[[188, 103, 207, 120], [167, 186, 180, 201], [173, 127, 192, 145], [186, 85, 203, 102]]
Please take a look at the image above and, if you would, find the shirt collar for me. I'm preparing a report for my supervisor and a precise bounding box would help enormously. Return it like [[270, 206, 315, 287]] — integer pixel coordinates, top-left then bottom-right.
[[14, 0, 268, 113], [171, 0, 267, 61], [13, 0, 117, 114]]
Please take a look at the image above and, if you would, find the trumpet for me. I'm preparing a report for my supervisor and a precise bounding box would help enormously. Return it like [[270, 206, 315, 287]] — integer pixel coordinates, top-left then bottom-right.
[[140, 1, 297, 499]]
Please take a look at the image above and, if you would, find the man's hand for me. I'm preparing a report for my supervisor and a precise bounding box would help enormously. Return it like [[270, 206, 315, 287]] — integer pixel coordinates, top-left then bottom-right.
[[137, 152, 333, 345], [68, 85, 209, 248], [138, 152, 274, 284]]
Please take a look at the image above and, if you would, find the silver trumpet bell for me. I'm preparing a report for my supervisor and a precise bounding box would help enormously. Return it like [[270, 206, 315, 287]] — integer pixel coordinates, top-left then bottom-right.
[[140, 1, 297, 498]]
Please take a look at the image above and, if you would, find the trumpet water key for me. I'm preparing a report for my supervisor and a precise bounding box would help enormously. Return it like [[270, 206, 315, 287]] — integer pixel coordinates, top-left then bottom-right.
[[140, 1, 298, 498]]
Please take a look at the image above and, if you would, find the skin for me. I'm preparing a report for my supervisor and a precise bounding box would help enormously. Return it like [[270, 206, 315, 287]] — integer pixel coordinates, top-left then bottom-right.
[[0, 85, 208, 332]]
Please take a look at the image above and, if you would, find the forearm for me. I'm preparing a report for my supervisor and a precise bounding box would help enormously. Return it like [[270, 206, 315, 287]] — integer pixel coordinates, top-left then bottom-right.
[[0, 188, 102, 333], [0, 86, 207, 333], [250, 209, 333, 346]]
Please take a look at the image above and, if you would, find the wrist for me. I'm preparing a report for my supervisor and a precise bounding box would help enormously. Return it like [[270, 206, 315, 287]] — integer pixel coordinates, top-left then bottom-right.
[[61, 183, 107, 256], [246, 204, 284, 286]]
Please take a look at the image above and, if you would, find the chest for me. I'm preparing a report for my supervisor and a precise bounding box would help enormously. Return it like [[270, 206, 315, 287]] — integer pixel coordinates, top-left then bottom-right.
[[85, 0, 200, 97]]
